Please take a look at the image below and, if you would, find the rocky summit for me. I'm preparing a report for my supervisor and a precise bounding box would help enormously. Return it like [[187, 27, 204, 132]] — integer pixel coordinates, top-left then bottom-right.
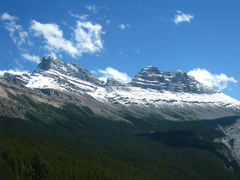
[[37, 56, 103, 86], [130, 66, 214, 93]]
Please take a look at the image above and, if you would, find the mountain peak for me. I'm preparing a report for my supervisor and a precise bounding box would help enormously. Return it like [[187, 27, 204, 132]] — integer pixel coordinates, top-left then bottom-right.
[[43, 55, 56, 62], [36, 56, 103, 86], [130, 66, 214, 93], [141, 66, 161, 74], [173, 70, 185, 74], [105, 78, 123, 87], [37, 55, 60, 72]]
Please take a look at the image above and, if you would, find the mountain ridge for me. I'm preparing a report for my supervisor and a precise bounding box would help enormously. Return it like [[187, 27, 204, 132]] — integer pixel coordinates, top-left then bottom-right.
[[0, 55, 239, 120], [35, 56, 215, 94], [130, 66, 215, 94]]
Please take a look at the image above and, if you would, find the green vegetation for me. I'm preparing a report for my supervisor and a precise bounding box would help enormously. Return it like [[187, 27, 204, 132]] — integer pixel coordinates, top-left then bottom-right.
[[1, 93, 240, 179], [0, 132, 156, 180]]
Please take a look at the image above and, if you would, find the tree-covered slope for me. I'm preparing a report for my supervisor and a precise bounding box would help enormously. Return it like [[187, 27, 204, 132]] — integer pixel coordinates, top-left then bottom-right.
[[0, 93, 239, 179]]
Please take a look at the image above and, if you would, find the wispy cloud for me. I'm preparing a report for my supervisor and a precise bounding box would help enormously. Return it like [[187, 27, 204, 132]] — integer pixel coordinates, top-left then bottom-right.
[[21, 53, 40, 63], [118, 24, 131, 30], [68, 11, 88, 20], [30, 20, 79, 56], [134, 48, 141, 54], [86, 4, 98, 14], [188, 68, 237, 90], [1, 12, 17, 21], [1, 12, 29, 45], [173, 10, 194, 25], [98, 67, 131, 84], [74, 21, 104, 54], [14, 59, 24, 69], [30, 19, 104, 57], [1, 11, 104, 62]]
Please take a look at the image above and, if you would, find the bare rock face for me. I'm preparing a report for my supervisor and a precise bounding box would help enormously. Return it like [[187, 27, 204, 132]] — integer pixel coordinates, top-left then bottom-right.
[[37, 55, 103, 86], [3, 73, 30, 86], [105, 78, 123, 87], [129, 66, 214, 93]]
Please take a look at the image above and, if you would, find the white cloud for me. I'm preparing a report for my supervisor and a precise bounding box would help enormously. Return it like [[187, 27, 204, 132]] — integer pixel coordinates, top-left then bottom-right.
[[69, 11, 88, 20], [22, 53, 40, 63], [1, 12, 104, 62], [30, 20, 79, 56], [30, 20, 104, 57], [118, 24, 131, 30], [188, 68, 237, 90], [90, 70, 97, 74], [173, 10, 194, 24], [1, 12, 29, 45], [1, 12, 17, 21], [74, 21, 104, 54], [86, 4, 98, 13], [50, 52, 57, 59], [98, 67, 131, 84]]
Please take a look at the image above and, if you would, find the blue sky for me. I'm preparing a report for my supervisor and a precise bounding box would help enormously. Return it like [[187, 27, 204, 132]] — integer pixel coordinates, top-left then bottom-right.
[[0, 0, 240, 100]]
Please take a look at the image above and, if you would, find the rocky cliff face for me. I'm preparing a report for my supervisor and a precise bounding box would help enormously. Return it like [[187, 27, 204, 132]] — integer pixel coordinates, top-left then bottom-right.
[[105, 78, 123, 87], [130, 66, 214, 93], [37, 56, 103, 86]]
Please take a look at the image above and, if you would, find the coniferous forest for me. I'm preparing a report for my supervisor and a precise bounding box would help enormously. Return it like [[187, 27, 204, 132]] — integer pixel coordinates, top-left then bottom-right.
[[0, 96, 240, 179]]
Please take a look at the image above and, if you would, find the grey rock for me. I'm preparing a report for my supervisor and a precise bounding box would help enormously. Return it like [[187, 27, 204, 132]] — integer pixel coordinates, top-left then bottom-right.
[[37, 55, 103, 86], [105, 78, 123, 87], [3, 73, 29, 86], [129, 66, 215, 93]]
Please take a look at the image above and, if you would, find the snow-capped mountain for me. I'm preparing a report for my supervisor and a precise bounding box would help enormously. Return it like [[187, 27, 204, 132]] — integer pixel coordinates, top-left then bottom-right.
[[36, 56, 103, 86], [1, 56, 240, 165], [1, 55, 240, 120], [129, 66, 214, 93]]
